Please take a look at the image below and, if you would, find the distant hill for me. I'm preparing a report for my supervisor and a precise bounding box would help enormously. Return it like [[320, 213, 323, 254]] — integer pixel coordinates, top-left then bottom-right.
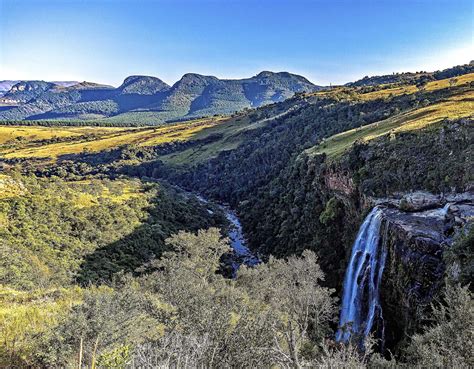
[[0, 72, 320, 124], [0, 81, 19, 97], [347, 63, 474, 87], [0, 80, 78, 99]]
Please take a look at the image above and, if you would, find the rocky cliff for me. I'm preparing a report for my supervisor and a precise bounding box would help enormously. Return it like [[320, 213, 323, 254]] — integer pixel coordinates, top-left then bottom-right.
[[375, 193, 473, 350]]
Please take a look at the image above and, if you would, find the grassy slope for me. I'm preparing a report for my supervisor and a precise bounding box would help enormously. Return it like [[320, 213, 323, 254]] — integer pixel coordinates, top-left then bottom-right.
[[159, 102, 296, 165], [358, 72, 474, 100], [0, 286, 83, 363], [159, 115, 254, 165], [0, 104, 286, 165], [0, 125, 126, 144], [1, 73, 472, 165], [0, 117, 225, 160], [306, 75, 474, 159], [164, 73, 474, 166]]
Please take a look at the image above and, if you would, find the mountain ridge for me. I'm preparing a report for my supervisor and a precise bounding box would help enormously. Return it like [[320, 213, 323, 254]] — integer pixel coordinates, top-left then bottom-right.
[[0, 71, 321, 124]]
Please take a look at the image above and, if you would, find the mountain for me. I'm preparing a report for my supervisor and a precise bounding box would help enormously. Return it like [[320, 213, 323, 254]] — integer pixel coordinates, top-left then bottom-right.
[[1, 81, 57, 104], [0, 72, 321, 123], [0, 80, 78, 99], [118, 75, 170, 95], [0, 81, 19, 97], [1, 65, 472, 368]]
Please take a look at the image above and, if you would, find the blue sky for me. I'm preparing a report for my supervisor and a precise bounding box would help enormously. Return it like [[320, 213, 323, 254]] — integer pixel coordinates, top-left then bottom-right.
[[0, 0, 472, 86]]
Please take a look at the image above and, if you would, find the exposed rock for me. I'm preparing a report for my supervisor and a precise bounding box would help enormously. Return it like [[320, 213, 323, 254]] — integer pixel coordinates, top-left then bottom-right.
[[369, 191, 474, 211], [324, 170, 355, 196], [377, 196, 473, 350], [399, 191, 443, 211]]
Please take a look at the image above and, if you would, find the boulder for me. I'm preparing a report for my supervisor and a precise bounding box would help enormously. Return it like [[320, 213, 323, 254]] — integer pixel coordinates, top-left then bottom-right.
[[399, 191, 442, 211]]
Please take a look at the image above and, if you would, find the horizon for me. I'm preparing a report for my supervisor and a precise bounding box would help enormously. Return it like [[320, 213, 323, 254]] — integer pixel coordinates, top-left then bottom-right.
[[0, 0, 472, 86], [1, 63, 474, 88]]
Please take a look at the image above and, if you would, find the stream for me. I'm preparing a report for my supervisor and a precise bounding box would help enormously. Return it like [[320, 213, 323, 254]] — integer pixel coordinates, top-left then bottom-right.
[[193, 194, 260, 276]]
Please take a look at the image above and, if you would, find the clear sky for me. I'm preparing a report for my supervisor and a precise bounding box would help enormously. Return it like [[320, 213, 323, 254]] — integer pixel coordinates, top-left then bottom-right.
[[0, 0, 472, 86]]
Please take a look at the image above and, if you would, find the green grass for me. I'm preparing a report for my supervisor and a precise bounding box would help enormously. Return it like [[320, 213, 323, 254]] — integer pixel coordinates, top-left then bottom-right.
[[4, 72, 472, 165], [306, 89, 474, 159], [307, 72, 474, 102], [358, 72, 474, 101], [160, 116, 250, 165]]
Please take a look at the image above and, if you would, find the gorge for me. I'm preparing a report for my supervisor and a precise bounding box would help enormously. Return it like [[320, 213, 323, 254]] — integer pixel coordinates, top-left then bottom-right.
[[0, 63, 472, 367]]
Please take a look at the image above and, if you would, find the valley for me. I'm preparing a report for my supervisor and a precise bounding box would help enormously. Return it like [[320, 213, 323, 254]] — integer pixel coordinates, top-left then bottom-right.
[[0, 64, 472, 367]]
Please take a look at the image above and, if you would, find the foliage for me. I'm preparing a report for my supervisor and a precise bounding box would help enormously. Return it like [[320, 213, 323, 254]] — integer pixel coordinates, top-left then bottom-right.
[[0, 119, 221, 160], [347, 63, 474, 87], [36, 283, 164, 367], [0, 286, 82, 367], [308, 88, 473, 158], [343, 118, 473, 196], [0, 173, 220, 289], [403, 284, 473, 367], [1, 66, 473, 368], [5, 229, 337, 368], [319, 197, 344, 226], [0, 71, 318, 123], [444, 221, 474, 288]]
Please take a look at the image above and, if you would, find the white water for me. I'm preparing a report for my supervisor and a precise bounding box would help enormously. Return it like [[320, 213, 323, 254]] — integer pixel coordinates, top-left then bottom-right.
[[336, 207, 387, 344]]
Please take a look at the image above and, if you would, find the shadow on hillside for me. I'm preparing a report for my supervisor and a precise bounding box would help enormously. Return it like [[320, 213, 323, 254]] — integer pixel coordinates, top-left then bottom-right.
[[76, 185, 226, 285]]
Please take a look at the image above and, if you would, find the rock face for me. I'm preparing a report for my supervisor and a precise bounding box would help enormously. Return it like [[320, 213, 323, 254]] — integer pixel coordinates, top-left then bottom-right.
[[324, 169, 355, 196], [376, 194, 473, 350]]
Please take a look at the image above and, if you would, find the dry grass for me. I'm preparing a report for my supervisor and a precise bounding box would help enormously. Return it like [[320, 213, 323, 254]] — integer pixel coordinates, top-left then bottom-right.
[[0, 174, 25, 198], [358, 73, 474, 101], [0, 126, 81, 144], [307, 89, 474, 159], [0, 118, 223, 159], [159, 115, 258, 165], [0, 286, 83, 362]]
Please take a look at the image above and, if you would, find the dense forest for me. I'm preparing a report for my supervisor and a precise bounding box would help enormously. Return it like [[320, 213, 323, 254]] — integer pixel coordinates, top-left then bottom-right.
[[0, 67, 472, 367]]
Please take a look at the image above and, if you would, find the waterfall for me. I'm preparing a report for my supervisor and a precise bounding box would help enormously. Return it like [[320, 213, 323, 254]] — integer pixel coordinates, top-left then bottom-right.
[[336, 206, 387, 344]]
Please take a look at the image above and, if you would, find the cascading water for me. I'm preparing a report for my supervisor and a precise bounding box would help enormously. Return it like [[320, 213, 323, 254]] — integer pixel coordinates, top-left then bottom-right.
[[336, 206, 388, 345]]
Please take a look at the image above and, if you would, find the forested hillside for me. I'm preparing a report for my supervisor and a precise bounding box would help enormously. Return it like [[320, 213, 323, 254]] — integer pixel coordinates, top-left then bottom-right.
[[0, 65, 472, 367], [0, 72, 319, 124]]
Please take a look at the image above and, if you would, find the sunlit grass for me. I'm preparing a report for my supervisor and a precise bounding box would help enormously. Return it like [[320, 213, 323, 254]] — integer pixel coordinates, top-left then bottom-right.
[[307, 89, 474, 159], [69, 179, 144, 208], [1, 118, 223, 159], [0, 126, 81, 144], [0, 286, 83, 363], [160, 115, 256, 165], [0, 174, 25, 198], [358, 73, 474, 101]]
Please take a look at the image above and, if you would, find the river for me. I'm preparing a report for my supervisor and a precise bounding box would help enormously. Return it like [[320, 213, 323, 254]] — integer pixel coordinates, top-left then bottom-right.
[[193, 194, 260, 276]]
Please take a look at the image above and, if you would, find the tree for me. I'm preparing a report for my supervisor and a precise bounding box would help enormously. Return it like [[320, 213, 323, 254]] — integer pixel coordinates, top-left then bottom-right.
[[238, 250, 336, 367], [140, 228, 276, 367], [36, 283, 163, 367], [404, 284, 473, 367], [416, 81, 427, 91]]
